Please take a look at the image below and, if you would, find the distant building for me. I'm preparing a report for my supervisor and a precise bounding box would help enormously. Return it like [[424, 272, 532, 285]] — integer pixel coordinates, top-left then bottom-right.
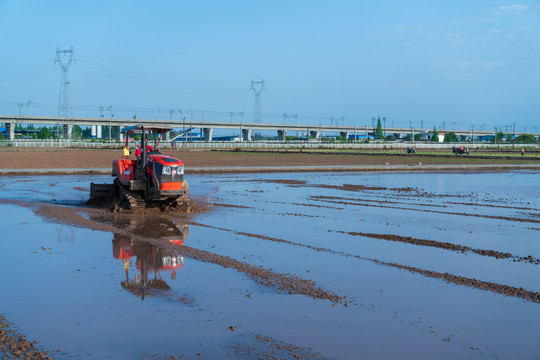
[[426, 131, 445, 142]]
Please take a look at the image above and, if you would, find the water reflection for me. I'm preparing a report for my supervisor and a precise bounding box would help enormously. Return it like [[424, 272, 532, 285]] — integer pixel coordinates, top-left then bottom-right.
[[111, 217, 189, 300]]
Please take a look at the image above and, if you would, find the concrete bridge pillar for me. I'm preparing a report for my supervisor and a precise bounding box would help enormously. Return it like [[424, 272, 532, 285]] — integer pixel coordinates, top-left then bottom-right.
[[339, 131, 349, 139], [203, 127, 213, 142], [277, 129, 287, 141], [241, 128, 251, 141], [63, 124, 73, 139], [4, 122, 14, 140], [113, 126, 124, 141], [309, 130, 320, 139]]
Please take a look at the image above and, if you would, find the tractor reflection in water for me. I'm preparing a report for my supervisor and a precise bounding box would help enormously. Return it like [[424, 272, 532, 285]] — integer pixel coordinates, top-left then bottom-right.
[[111, 218, 189, 300]]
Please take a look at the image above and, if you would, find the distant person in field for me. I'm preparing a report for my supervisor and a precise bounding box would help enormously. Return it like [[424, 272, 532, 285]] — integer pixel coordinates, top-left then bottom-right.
[[521, 148, 525, 157]]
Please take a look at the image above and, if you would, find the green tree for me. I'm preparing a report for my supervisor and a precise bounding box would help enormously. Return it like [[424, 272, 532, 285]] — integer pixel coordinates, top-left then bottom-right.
[[385, 134, 395, 141], [51, 125, 61, 139], [102, 126, 112, 139], [375, 117, 384, 140], [492, 132, 505, 143], [514, 134, 537, 144], [0, 132, 5, 140], [82, 127, 92, 138], [431, 127, 439, 142], [72, 125, 83, 139], [403, 134, 411, 141], [38, 127, 52, 139], [251, 132, 266, 141], [444, 132, 459, 142]]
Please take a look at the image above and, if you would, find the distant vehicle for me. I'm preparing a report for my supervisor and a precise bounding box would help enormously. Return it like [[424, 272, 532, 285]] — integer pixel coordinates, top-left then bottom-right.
[[407, 147, 415, 154], [452, 146, 469, 155]]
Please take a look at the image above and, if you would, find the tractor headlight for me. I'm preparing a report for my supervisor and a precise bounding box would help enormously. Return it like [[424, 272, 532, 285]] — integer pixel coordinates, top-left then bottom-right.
[[177, 165, 184, 175], [162, 166, 172, 175]]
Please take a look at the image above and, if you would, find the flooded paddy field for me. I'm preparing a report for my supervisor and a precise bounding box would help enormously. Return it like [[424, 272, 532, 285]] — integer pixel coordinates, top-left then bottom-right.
[[0, 171, 539, 359]]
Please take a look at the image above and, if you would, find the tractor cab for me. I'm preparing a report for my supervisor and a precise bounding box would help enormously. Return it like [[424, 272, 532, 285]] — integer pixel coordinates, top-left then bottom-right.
[[111, 124, 189, 206]]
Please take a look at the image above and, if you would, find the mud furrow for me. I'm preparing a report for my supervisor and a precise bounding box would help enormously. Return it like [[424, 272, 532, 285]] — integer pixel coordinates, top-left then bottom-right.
[[314, 195, 447, 208], [385, 262, 540, 303], [446, 201, 539, 212], [213, 203, 253, 209], [292, 202, 343, 210], [0, 315, 55, 360], [309, 183, 417, 192], [190, 222, 540, 303], [309, 196, 540, 224], [307, 183, 484, 200], [333, 230, 540, 264], [165, 243, 343, 304], [6, 199, 346, 306]]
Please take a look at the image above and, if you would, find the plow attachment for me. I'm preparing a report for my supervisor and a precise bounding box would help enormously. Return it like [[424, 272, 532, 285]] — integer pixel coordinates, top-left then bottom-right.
[[90, 182, 115, 202]]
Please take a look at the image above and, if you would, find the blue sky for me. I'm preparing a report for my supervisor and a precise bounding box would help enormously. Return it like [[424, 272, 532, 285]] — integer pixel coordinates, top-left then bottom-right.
[[0, 0, 539, 132]]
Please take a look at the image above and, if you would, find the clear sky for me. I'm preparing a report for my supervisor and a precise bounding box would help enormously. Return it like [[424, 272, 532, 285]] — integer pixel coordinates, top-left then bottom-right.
[[0, 0, 539, 132]]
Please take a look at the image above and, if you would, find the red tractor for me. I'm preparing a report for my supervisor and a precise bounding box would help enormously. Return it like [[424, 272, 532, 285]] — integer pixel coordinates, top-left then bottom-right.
[[452, 145, 469, 156], [90, 125, 189, 209]]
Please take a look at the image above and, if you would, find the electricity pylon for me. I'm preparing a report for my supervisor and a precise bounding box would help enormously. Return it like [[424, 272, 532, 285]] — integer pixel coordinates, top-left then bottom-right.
[[55, 47, 75, 118], [250, 79, 265, 123]]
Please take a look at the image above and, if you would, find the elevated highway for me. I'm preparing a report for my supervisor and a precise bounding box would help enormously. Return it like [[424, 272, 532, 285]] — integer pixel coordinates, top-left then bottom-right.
[[1, 114, 537, 141]]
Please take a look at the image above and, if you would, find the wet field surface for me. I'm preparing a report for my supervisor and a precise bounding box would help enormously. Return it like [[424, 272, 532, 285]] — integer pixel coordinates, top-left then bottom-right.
[[0, 171, 539, 359]]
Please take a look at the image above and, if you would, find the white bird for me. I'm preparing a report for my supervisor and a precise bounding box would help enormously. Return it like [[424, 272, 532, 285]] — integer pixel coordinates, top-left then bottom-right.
[[385, 161, 389, 166], [418, 162, 422, 165]]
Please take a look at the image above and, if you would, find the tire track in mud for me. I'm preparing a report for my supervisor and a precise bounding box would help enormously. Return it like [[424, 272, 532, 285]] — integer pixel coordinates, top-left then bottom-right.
[[231, 332, 329, 360], [332, 230, 540, 264], [277, 180, 537, 209], [446, 201, 539, 212], [0, 199, 346, 306], [249, 180, 538, 213], [189, 221, 540, 304], [309, 195, 540, 224], [312, 195, 447, 208]]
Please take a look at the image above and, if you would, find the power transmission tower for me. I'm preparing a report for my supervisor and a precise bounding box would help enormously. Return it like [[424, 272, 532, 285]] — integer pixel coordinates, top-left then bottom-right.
[[250, 79, 265, 123], [55, 47, 75, 118]]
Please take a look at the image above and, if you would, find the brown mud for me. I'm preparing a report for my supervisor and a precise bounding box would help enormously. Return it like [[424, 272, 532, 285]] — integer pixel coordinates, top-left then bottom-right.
[[309, 195, 540, 224], [446, 201, 539, 211], [0, 315, 56, 360], [1, 148, 538, 171], [0, 198, 346, 306], [313, 194, 447, 208], [385, 262, 540, 303], [333, 230, 540, 264], [230, 332, 328, 360], [188, 222, 540, 304]]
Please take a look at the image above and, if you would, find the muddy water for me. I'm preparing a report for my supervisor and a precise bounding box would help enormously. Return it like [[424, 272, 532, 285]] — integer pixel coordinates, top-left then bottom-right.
[[0, 171, 539, 359]]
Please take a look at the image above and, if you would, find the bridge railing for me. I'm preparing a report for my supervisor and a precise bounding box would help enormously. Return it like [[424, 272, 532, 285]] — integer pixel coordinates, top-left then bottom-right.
[[1, 139, 538, 149]]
